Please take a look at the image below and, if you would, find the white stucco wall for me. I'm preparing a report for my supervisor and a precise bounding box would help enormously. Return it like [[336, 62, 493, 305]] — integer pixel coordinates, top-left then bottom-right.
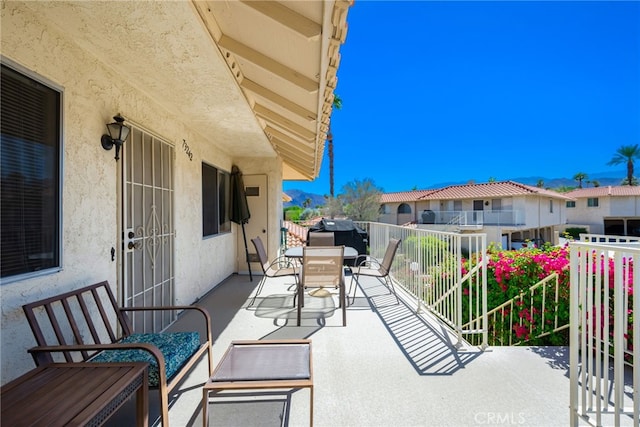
[[1, 2, 277, 383], [565, 197, 610, 233]]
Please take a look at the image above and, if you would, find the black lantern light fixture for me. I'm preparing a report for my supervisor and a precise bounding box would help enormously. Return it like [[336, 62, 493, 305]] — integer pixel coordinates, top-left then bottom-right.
[[101, 114, 131, 160]]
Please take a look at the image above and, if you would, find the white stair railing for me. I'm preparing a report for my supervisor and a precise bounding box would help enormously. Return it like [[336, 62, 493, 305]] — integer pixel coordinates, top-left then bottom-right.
[[569, 241, 638, 427], [462, 273, 569, 347], [365, 222, 488, 349]]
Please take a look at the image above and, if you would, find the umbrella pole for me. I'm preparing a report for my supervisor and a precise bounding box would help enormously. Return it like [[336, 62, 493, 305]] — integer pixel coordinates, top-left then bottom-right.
[[242, 222, 252, 281]]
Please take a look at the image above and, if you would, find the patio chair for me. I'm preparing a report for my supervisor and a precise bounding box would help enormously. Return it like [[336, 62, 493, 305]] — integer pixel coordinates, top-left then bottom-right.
[[249, 236, 298, 307], [297, 245, 346, 326], [349, 238, 401, 304], [307, 231, 335, 246]]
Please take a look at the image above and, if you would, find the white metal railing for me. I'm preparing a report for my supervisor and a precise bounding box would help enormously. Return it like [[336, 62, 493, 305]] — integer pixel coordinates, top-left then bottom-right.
[[363, 222, 488, 349], [580, 233, 640, 244], [569, 241, 639, 426], [463, 273, 569, 347], [419, 210, 525, 226], [285, 220, 488, 348]]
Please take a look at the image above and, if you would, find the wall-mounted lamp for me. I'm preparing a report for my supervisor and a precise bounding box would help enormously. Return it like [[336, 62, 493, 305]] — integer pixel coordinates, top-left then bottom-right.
[[101, 114, 131, 160]]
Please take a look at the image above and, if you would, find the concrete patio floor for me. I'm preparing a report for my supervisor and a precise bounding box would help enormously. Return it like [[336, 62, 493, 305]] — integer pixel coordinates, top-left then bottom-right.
[[109, 271, 572, 426]]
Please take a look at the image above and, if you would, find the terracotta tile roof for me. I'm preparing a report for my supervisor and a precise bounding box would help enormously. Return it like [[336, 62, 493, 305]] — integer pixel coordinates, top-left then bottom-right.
[[417, 181, 574, 201], [565, 186, 640, 198], [380, 190, 437, 203]]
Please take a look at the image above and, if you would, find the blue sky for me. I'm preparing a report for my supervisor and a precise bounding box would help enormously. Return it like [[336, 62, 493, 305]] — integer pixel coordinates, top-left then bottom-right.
[[283, 0, 640, 196]]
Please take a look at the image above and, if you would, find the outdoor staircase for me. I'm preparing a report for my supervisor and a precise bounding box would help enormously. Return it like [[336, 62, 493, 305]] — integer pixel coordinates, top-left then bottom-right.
[[462, 273, 569, 347]]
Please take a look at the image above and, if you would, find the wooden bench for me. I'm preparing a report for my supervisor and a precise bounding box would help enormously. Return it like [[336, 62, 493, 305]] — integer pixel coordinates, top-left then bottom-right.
[[22, 281, 214, 426]]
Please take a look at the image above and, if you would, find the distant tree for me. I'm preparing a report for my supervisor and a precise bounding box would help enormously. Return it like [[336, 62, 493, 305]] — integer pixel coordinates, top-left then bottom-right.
[[340, 178, 383, 221], [299, 207, 320, 221], [573, 172, 588, 189], [283, 206, 303, 222], [323, 196, 344, 219], [555, 185, 576, 193], [590, 180, 600, 187], [536, 179, 545, 188], [488, 176, 497, 182], [608, 144, 640, 186], [302, 197, 311, 208], [327, 94, 342, 197]]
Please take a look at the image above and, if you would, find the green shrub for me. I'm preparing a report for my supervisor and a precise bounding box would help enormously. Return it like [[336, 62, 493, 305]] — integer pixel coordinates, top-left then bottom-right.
[[284, 206, 302, 222], [564, 227, 588, 239]]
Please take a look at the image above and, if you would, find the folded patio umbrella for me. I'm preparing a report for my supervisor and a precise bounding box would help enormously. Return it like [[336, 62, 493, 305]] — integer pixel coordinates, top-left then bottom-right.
[[231, 165, 252, 280]]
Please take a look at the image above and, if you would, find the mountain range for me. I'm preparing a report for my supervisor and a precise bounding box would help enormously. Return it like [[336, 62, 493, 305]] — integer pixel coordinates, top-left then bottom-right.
[[284, 170, 626, 208]]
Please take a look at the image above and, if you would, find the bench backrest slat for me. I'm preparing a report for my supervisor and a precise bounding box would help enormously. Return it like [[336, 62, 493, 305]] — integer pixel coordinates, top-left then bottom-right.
[[60, 298, 90, 360], [43, 303, 74, 363], [76, 292, 101, 346], [23, 281, 128, 365]]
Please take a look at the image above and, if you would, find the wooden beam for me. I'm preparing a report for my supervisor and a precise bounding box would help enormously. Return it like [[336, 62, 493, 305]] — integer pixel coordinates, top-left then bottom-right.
[[240, 1, 321, 39], [254, 104, 315, 141], [277, 149, 315, 170], [241, 79, 315, 121], [265, 125, 314, 150], [218, 35, 318, 93], [270, 135, 316, 161], [282, 162, 315, 180], [275, 149, 316, 174]]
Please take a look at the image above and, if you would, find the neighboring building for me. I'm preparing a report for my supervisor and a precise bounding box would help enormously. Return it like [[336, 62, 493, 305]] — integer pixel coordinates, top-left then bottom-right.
[[0, 1, 351, 384], [564, 186, 640, 235], [379, 181, 573, 248], [379, 190, 436, 225]]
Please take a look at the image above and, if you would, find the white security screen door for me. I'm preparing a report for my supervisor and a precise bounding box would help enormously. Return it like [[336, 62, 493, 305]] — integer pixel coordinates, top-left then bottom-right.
[[122, 127, 175, 333]]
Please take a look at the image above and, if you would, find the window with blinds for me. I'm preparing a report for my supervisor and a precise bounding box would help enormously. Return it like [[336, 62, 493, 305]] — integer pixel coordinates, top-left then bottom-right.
[[1, 64, 61, 279]]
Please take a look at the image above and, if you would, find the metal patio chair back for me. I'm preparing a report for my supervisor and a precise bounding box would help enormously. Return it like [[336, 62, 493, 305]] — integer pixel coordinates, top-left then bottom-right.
[[249, 236, 298, 307], [350, 238, 401, 304], [298, 245, 346, 326]]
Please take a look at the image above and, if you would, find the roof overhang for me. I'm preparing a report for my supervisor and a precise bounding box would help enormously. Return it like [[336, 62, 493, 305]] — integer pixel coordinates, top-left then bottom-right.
[[19, 0, 351, 180]]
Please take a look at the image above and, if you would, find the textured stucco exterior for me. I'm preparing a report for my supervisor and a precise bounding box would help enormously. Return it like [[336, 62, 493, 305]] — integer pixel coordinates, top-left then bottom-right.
[[566, 194, 640, 234], [0, 1, 284, 383]]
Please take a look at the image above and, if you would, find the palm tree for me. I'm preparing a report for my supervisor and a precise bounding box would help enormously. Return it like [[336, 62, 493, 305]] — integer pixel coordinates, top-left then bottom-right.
[[327, 94, 342, 197], [608, 144, 640, 186], [573, 172, 588, 189]]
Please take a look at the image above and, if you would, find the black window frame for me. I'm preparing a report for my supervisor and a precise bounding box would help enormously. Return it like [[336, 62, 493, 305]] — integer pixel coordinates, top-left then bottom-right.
[[566, 201, 576, 208], [1, 60, 63, 282], [397, 203, 411, 214], [587, 198, 599, 207], [202, 162, 231, 237]]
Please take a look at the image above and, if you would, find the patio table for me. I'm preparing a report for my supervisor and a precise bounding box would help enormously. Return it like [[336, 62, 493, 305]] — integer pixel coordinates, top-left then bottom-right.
[[284, 245, 358, 261], [202, 339, 313, 426]]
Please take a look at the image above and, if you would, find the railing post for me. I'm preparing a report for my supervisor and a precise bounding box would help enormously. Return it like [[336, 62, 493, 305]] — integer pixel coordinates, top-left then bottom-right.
[[481, 234, 488, 349], [454, 234, 463, 348], [569, 244, 579, 426]]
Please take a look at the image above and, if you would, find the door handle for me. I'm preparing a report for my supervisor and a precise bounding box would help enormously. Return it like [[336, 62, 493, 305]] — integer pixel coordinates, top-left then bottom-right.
[[128, 241, 142, 250]]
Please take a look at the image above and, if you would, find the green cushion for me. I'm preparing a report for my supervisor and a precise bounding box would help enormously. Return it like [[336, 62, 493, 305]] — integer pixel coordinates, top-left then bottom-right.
[[90, 332, 200, 387]]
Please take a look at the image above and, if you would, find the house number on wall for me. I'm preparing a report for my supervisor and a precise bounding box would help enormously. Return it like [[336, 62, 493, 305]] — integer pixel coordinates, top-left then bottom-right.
[[182, 139, 193, 161]]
